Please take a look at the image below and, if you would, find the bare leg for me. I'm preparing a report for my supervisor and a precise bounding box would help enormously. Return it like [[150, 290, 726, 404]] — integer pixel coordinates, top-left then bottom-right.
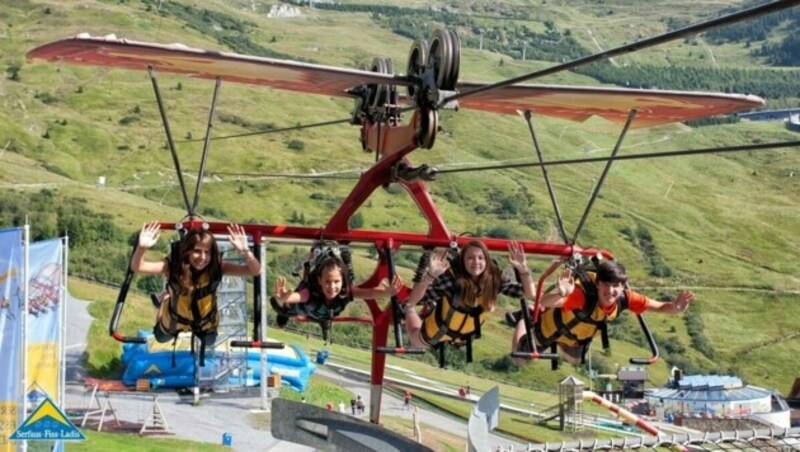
[[511, 318, 528, 353], [511, 318, 532, 364], [404, 305, 427, 349], [558, 344, 584, 365]]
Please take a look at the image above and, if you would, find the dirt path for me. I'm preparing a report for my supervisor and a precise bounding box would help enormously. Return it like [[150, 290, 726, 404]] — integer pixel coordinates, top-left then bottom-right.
[[586, 28, 619, 67]]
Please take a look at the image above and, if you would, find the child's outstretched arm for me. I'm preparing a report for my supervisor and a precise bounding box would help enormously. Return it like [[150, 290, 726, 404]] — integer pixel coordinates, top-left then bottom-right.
[[645, 290, 694, 314], [131, 221, 167, 275], [273, 276, 308, 305], [407, 249, 449, 308], [540, 267, 574, 309], [352, 275, 405, 300]]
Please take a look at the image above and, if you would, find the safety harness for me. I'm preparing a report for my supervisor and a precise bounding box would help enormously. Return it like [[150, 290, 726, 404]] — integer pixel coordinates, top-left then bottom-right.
[[420, 273, 489, 345], [271, 244, 354, 340], [156, 242, 223, 366], [533, 266, 628, 364], [418, 247, 493, 347]]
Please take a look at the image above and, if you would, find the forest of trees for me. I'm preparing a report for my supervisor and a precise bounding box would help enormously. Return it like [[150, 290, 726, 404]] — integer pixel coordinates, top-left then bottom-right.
[[0, 190, 133, 285]]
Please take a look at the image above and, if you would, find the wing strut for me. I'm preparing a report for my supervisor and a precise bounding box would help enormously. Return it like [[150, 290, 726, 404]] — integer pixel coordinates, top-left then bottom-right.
[[149, 67, 192, 215], [190, 77, 222, 216], [149, 68, 224, 219], [523, 110, 568, 243], [572, 109, 637, 243]]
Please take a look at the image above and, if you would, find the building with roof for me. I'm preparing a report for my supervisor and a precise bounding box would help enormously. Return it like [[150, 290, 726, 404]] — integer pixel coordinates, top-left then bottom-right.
[[737, 107, 800, 122], [645, 373, 790, 428]]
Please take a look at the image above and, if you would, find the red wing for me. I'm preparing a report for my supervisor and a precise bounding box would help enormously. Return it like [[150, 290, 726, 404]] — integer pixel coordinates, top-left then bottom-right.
[[456, 82, 764, 128], [27, 34, 411, 98]]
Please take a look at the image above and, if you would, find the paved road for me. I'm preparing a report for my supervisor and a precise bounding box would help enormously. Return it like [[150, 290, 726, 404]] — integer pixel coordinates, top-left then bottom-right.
[[64, 295, 306, 451], [63, 294, 525, 451], [315, 365, 526, 451]]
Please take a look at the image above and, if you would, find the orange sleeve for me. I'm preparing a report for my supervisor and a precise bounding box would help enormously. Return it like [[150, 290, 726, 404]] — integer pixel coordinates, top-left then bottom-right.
[[625, 290, 648, 314], [562, 289, 586, 311]]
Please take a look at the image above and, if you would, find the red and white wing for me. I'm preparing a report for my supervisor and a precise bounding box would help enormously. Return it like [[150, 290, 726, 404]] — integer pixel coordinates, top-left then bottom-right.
[[456, 81, 764, 128], [27, 34, 410, 98], [28, 35, 764, 128]]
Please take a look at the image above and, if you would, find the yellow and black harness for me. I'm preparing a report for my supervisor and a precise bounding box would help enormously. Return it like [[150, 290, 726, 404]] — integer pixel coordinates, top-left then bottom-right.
[[157, 243, 223, 365], [533, 269, 628, 364], [420, 274, 490, 346], [270, 244, 354, 341]]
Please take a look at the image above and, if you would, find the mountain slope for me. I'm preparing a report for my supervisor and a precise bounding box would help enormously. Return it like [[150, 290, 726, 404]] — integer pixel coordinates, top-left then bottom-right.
[[1, 0, 799, 392]]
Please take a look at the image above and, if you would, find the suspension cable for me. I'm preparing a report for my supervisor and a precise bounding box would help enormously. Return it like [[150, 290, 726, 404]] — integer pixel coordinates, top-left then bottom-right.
[[210, 170, 362, 180], [190, 77, 222, 216], [149, 66, 192, 214], [175, 117, 353, 143], [433, 139, 800, 176], [441, 0, 800, 107]]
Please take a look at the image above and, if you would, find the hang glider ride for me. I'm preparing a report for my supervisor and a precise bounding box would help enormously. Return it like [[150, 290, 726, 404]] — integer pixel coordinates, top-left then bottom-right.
[[26, 0, 797, 427]]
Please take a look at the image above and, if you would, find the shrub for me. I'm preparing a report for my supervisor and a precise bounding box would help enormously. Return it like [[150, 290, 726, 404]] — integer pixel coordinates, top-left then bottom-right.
[[348, 212, 364, 229], [287, 139, 305, 151], [482, 355, 520, 373], [35, 91, 57, 104]]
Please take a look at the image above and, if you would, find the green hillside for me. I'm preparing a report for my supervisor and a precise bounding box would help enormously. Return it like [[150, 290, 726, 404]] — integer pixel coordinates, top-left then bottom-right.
[[2, 0, 799, 397]]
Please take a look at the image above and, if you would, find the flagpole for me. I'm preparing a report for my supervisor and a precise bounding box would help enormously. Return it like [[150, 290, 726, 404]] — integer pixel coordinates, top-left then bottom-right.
[[60, 236, 68, 402], [20, 224, 29, 452]]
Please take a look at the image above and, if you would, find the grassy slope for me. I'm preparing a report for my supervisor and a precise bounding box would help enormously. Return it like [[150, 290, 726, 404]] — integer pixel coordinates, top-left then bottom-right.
[[2, 0, 799, 396], [66, 431, 228, 451]]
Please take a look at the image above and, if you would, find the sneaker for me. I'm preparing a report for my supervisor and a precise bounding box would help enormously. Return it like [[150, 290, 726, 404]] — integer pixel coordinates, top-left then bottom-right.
[[150, 293, 162, 309], [270, 296, 287, 313], [505, 310, 521, 327], [276, 314, 289, 328]]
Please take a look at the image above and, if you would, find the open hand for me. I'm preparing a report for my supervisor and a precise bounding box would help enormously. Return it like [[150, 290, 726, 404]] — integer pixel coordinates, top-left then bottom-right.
[[274, 276, 292, 303], [673, 290, 694, 312], [390, 274, 405, 296], [227, 224, 249, 254], [427, 249, 451, 278], [557, 267, 575, 297], [507, 241, 528, 273], [138, 222, 161, 249]]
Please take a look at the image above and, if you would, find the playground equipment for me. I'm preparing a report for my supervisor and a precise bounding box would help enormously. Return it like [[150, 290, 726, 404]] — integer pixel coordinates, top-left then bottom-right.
[[121, 331, 315, 391]]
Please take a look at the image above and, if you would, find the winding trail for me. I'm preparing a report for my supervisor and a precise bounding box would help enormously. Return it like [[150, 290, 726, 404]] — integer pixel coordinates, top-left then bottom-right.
[[586, 28, 619, 67]]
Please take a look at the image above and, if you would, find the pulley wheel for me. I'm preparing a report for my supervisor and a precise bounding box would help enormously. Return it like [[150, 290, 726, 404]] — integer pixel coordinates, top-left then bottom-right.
[[406, 39, 428, 100], [369, 57, 394, 108], [416, 109, 438, 149], [428, 29, 454, 91], [445, 29, 461, 90]]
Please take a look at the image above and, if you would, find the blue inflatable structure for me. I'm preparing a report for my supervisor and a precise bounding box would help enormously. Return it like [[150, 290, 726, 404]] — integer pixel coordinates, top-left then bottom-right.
[[121, 331, 315, 391]]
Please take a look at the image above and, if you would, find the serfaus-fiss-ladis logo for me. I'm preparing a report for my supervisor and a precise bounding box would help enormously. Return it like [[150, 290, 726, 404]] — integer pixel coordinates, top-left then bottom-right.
[[10, 396, 84, 441]]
